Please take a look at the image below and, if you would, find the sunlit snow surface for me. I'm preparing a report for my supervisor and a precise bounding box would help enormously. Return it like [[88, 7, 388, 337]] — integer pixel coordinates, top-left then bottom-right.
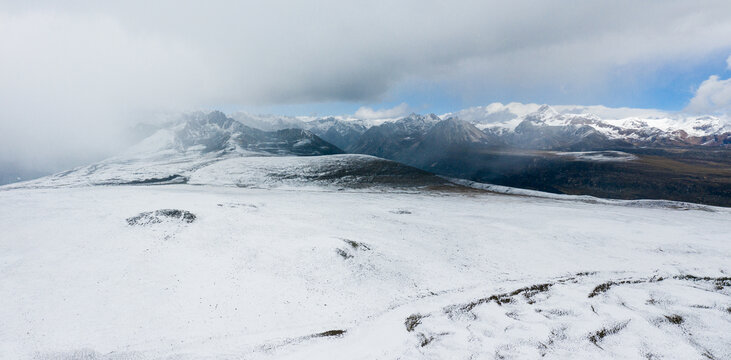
[[1, 183, 729, 359]]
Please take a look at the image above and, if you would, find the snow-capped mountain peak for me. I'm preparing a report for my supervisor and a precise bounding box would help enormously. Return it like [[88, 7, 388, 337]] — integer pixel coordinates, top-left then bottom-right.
[[397, 113, 442, 131], [443, 103, 730, 147], [534, 104, 559, 118]]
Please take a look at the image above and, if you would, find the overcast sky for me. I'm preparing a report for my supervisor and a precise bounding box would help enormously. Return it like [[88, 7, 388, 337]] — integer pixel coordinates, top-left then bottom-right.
[[2, 0, 731, 173]]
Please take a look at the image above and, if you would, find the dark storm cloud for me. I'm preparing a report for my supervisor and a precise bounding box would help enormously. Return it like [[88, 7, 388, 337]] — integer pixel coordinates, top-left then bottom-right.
[[1, 0, 731, 171]]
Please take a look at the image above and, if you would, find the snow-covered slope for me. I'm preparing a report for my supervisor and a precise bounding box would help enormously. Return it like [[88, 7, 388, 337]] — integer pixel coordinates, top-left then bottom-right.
[[186, 155, 449, 189], [1, 185, 729, 359], [7, 111, 449, 190], [1, 105, 729, 359], [8, 152, 450, 190]]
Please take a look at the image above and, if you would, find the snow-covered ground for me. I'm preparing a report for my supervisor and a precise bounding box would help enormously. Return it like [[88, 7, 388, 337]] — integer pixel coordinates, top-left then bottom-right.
[[552, 151, 639, 162], [1, 184, 729, 359]]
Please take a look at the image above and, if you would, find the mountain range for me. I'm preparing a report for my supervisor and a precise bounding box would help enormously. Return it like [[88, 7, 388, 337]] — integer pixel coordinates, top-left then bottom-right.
[[231, 103, 731, 151], [8, 104, 731, 206], [225, 104, 731, 206]]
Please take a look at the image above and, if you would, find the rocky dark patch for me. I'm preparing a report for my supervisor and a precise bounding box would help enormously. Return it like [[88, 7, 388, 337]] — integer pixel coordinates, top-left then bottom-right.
[[405, 313, 428, 332], [123, 174, 188, 185], [313, 329, 346, 338], [335, 248, 353, 260], [589, 274, 730, 298], [390, 209, 412, 214], [341, 238, 370, 251], [550, 271, 598, 286], [336, 239, 371, 260], [417, 333, 434, 347], [674, 274, 731, 290], [412, 331, 448, 348], [517, 283, 553, 303], [257, 328, 347, 352], [664, 314, 684, 325], [588, 320, 630, 348], [446, 282, 553, 317], [126, 209, 196, 226], [588, 276, 666, 298]]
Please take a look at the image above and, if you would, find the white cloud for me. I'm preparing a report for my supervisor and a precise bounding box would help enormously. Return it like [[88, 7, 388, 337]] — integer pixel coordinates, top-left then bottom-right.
[[2, 1, 731, 170], [0, 11, 215, 170], [685, 75, 731, 114], [353, 103, 411, 120]]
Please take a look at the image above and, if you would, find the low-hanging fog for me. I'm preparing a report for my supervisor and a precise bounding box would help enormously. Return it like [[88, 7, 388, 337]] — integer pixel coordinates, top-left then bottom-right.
[[2, 0, 731, 182]]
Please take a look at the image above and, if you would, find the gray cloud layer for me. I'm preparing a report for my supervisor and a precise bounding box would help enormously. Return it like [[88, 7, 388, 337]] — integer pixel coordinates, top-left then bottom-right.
[[2, 1, 731, 172]]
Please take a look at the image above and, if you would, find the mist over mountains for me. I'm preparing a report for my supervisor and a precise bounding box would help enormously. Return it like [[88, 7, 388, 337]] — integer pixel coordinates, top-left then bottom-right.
[[8, 103, 729, 206]]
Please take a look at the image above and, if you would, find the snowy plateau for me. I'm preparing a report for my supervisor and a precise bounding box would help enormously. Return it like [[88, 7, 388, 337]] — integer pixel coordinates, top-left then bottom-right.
[[1, 112, 730, 360]]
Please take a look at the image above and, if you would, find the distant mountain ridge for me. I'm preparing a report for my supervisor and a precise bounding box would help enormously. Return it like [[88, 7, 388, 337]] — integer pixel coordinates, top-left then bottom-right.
[[6, 106, 730, 206], [216, 104, 731, 206], [177, 111, 342, 156], [456, 104, 731, 148], [347, 113, 442, 159], [226, 103, 730, 152], [5, 111, 453, 190]]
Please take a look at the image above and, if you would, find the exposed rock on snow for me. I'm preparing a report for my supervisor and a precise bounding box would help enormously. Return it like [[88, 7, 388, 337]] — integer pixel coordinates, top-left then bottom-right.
[[126, 209, 197, 226]]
